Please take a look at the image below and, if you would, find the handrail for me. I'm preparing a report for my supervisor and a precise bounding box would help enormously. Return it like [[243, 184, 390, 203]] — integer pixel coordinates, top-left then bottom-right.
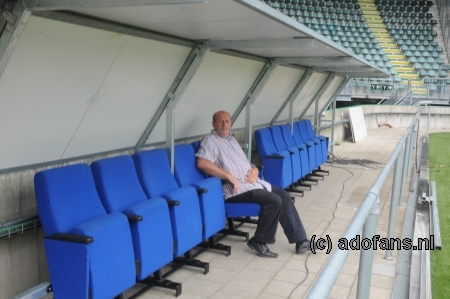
[[377, 83, 408, 105], [306, 110, 421, 299]]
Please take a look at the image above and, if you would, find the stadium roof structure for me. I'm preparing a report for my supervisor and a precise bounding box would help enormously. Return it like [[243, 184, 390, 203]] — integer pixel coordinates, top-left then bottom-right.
[[2, 0, 389, 79]]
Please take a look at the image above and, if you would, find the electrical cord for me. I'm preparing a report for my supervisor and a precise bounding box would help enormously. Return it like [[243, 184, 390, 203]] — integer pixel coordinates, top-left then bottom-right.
[[288, 160, 358, 298]]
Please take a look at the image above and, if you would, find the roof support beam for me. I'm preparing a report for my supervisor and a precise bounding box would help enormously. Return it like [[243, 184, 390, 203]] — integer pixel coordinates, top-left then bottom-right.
[[299, 73, 335, 122], [232, 59, 278, 159], [0, 1, 30, 79], [313, 66, 374, 72], [24, 0, 206, 11], [206, 38, 316, 50], [135, 43, 209, 157], [319, 76, 351, 116], [270, 68, 314, 128], [277, 56, 354, 66]]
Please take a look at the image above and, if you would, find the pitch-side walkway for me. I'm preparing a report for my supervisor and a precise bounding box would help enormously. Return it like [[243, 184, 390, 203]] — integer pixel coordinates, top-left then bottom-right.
[[121, 126, 448, 299]]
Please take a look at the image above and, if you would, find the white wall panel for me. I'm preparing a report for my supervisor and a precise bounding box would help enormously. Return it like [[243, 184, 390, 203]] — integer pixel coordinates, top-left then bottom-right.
[[61, 34, 190, 158], [252, 66, 305, 126], [304, 76, 344, 117], [168, 52, 264, 141], [0, 16, 126, 169], [291, 72, 328, 119]]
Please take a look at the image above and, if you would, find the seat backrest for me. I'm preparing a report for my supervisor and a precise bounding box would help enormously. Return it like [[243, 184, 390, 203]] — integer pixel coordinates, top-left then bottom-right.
[[269, 126, 289, 151], [34, 164, 107, 236], [301, 119, 317, 139], [254, 127, 278, 157], [191, 140, 201, 152], [293, 121, 308, 143], [174, 144, 206, 186], [280, 124, 297, 147], [91, 155, 148, 213], [133, 148, 179, 198]]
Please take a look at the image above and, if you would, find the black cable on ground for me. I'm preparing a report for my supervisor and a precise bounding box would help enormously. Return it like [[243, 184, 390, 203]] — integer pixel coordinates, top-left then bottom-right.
[[288, 162, 356, 298]]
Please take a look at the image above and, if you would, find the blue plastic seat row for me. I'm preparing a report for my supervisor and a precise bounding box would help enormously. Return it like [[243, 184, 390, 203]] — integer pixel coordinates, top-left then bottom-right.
[[254, 120, 329, 194], [34, 146, 236, 298]]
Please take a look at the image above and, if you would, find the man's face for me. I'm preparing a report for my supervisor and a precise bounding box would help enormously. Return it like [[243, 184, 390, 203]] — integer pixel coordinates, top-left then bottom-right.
[[213, 112, 232, 138]]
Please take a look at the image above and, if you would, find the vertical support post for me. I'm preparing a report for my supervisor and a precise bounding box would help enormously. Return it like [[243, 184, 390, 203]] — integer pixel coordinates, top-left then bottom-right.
[[331, 93, 337, 156], [384, 152, 403, 260], [314, 88, 320, 135], [289, 98, 294, 134], [427, 105, 431, 137], [166, 105, 175, 172], [399, 132, 411, 206], [245, 104, 252, 161], [356, 198, 380, 299], [299, 73, 335, 120]]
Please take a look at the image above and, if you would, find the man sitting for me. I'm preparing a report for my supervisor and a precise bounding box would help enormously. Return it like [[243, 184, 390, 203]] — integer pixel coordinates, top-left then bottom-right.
[[196, 110, 310, 258]]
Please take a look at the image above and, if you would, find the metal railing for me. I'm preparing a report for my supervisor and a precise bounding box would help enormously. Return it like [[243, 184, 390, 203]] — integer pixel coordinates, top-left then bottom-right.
[[306, 109, 421, 299]]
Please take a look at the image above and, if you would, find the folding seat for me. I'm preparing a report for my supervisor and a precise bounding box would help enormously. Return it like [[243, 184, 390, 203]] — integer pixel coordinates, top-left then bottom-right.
[[90, 156, 182, 296], [297, 120, 329, 173], [133, 149, 208, 273], [423, 62, 431, 70], [409, 56, 417, 63], [427, 57, 435, 64], [34, 164, 136, 299], [439, 71, 447, 78], [254, 128, 294, 189], [269, 126, 304, 194], [436, 58, 445, 65], [291, 121, 321, 177]]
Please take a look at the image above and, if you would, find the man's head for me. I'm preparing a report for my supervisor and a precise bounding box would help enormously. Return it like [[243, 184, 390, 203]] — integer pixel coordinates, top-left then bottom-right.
[[212, 110, 232, 138]]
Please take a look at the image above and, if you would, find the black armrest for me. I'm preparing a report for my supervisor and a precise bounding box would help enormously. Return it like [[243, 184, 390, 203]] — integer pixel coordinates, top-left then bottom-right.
[[166, 199, 180, 206], [305, 144, 312, 148], [288, 150, 295, 155], [47, 233, 93, 244], [220, 179, 229, 185], [125, 214, 143, 223], [196, 187, 208, 194], [265, 155, 285, 159], [256, 165, 264, 170]]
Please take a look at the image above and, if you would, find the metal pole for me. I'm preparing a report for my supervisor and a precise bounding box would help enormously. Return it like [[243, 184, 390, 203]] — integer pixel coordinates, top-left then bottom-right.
[[384, 152, 403, 260], [331, 94, 337, 156], [398, 132, 411, 206], [356, 198, 379, 299], [427, 105, 431, 137]]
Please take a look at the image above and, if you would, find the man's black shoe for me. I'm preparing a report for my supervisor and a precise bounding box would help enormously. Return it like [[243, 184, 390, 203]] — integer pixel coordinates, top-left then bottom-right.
[[247, 237, 279, 258], [296, 240, 311, 254]]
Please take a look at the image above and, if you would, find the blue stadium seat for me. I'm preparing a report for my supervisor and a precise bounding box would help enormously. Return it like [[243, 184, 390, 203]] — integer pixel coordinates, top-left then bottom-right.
[[299, 119, 329, 164], [34, 164, 136, 299], [90, 156, 182, 295], [173, 143, 228, 239], [133, 149, 209, 273], [254, 128, 294, 189]]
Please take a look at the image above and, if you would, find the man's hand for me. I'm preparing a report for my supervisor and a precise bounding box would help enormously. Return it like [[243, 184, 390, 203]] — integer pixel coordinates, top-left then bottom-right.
[[245, 166, 259, 183], [226, 174, 240, 193]]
